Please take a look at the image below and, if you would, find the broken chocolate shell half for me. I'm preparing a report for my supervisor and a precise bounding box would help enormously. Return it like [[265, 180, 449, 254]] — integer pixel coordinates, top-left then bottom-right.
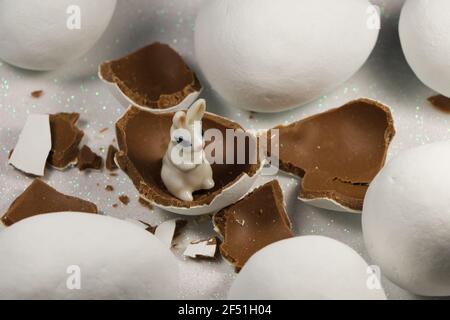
[[115, 106, 262, 215], [1, 179, 98, 226], [268, 98, 395, 213], [214, 180, 294, 271], [99, 43, 202, 113], [48, 113, 84, 170]]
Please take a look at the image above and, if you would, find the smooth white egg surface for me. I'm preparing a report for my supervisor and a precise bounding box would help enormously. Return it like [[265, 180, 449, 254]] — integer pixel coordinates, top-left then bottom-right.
[[363, 141, 450, 296], [228, 236, 387, 300], [0, 0, 117, 71], [195, 0, 380, 113], [399, 0, 450, 97], [0, 212, 179, 299]]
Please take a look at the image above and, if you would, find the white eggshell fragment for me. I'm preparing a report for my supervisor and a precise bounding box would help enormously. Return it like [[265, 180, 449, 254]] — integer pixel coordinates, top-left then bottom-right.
[[0, 213, 179, 299], [0, 0, 117, 71], [363, 141, 450, 297], [229, 236, 386, 300], [9, 114, 51, 176], [195, 0, 380, 112], [399, 0, 450, 97]]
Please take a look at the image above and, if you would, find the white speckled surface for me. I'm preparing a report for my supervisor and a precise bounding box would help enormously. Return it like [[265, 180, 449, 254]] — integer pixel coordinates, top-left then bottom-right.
[[0, 0, 448, 300]]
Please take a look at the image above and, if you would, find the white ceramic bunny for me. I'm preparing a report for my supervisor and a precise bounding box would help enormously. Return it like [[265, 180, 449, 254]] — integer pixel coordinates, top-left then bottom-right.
[[161, 99, 215, 202]]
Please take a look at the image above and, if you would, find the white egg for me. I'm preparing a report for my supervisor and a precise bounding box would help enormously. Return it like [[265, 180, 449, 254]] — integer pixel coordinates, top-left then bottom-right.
[[399, 0, 450, 97], [0, 213, 179, 299], [363, 141, 450, 296], [228, 236, 387, 300], [195, 0, 380, 113], [0, 0, 117, 71]]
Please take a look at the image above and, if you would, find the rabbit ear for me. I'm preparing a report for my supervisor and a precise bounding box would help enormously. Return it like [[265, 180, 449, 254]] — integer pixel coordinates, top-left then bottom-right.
[[186, 99, 206, 124], [173, 111, 186, 128]]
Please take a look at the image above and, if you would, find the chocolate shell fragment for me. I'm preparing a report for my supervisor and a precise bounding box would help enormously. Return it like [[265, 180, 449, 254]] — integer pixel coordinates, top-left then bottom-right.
[[106, 145, 118, 171], [269, 98, 395, 212], [48, 113, 84, 169], [214, 180, 294, 271], [1, 179, 98, 226], [99, 43, 201, 110], [428, 95, 450, 114], [77, 146, 103, 171]]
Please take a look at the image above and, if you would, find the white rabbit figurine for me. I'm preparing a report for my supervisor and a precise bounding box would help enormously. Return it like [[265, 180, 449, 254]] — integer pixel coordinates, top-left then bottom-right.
[[161, 99, 215, 202]]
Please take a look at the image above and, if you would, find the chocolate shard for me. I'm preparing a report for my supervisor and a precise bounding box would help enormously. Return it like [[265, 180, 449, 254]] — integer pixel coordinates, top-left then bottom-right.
[[48, 113, 84, 170], [31, 90, 44, 98], [183, 237, 220, 260], [99, 42, 201, 110], [118, 195, 130, 205], [115, 106, 260, 209], [214, 180, 294, 271], [268, 98, 395, 212], [428, 95, 450, 114], [106, 145, 118, 171], [77, 146, 103, 171], [1, 179, 98, 226]]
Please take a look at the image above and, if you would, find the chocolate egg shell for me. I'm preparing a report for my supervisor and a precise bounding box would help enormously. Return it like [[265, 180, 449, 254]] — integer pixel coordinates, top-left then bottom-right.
[[99, 43, 202, 113], [115, 106, 262, 215], [269, 98, 395, 213]]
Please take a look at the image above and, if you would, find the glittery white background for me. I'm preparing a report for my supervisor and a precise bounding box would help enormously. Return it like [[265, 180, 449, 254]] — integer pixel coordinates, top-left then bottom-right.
[[0, 0, 448, 300]]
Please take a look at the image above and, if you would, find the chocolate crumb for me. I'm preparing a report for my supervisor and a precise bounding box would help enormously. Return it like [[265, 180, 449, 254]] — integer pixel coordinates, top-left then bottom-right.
[[106, 145, 118, 171], [31, 90, 43, 98], [118, 195, 130, 205], [105, 185, 114, 192], [77, 146, 103, 171], [110, 173, 118, 177], [112, 203, 118, 208], [428, 95, 450, 114], [99, 128, 109, 133]]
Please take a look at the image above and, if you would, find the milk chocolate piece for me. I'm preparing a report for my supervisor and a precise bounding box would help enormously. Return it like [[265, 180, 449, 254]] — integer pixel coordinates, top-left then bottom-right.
[[99, 43, 201, 110], [269, 99, 395, 211], [77, 146, 103, 171], [118, 195, 130, 205], [115, 106, 260, 208], [214, 180, 293, 271], [139, 220, 157, 234], [31, 90, 43, 98], [428, 95, 450, 114], [48, 113, 84, 169], [106, 145, 118, 171], [1, 179, 97, 226]]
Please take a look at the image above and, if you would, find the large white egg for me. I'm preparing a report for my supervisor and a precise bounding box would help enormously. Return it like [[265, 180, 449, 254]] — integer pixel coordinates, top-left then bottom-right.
[[0, 213, 179, 299], [195, 0, 380, 113], [399, 0, 450, 97], [0, 0, 117, 71], [228, 236, 387, 300], [363, 141, 450, 296]]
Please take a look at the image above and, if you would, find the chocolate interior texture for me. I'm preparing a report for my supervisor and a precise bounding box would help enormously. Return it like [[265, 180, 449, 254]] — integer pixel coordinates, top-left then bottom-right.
[[1, 179, 97, 226], [48, 113, 84, 169], [269, 99, 395, 211], [428, 95, 450, 114], [77, 146, 103, 171], [116, 106, 260, 208], [214, 180, 293, 271], [100, 43, 201, 110]]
